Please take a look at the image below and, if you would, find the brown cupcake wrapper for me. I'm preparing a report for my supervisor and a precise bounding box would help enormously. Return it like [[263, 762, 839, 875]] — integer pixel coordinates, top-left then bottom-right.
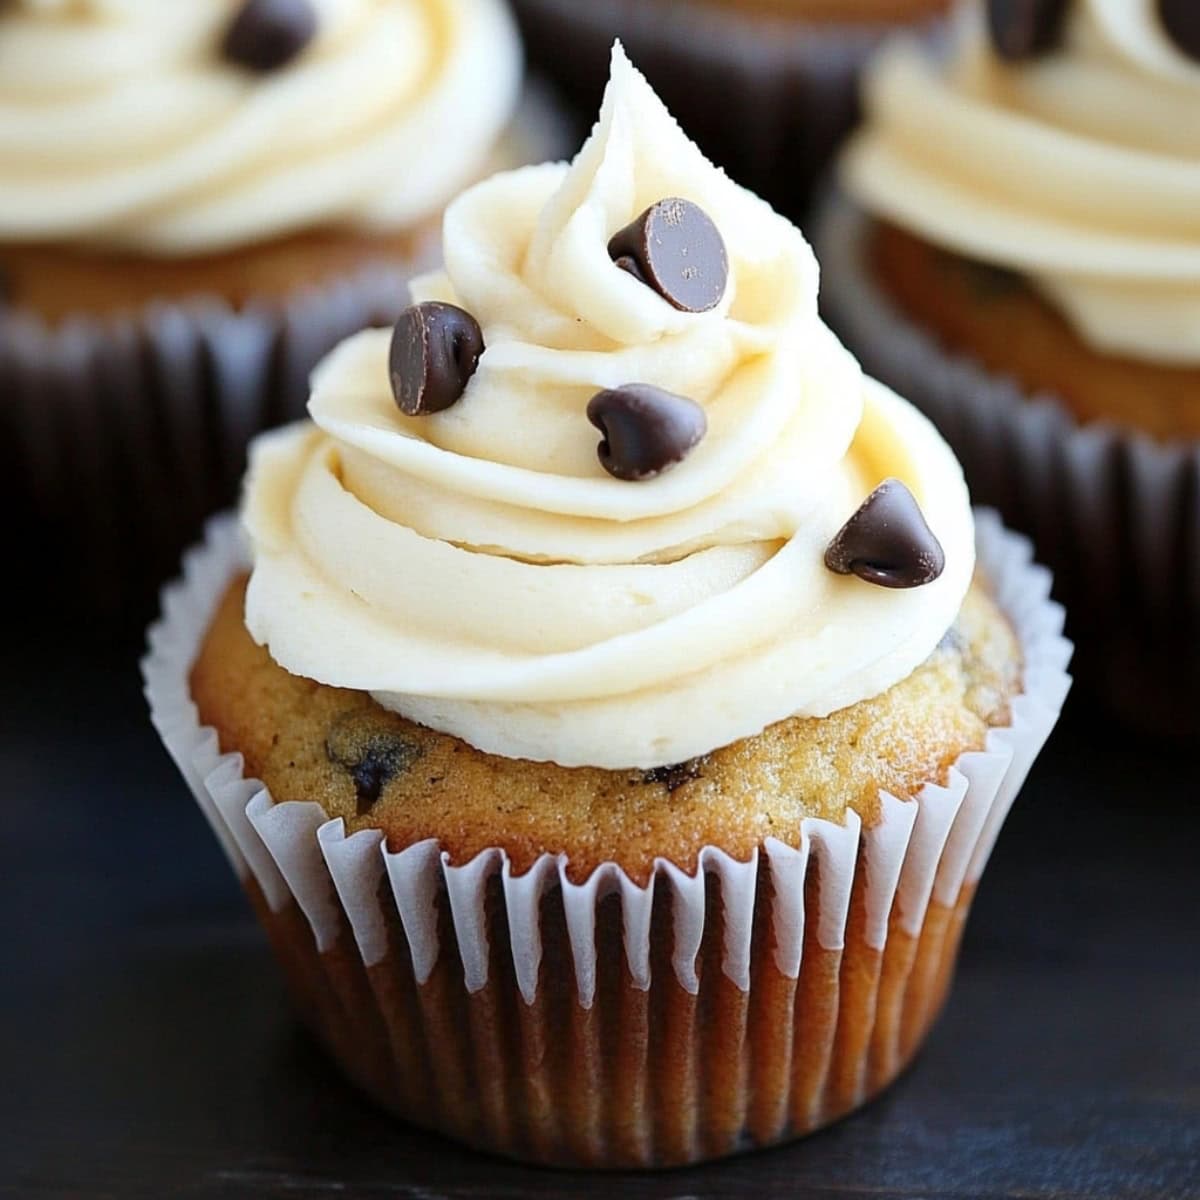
[[3, 86, 573, 620], [142, 511, 1069, 1168], [510, 0, 945, 214], [815, 194, 1200, 737], [3, 257, 431, 616]]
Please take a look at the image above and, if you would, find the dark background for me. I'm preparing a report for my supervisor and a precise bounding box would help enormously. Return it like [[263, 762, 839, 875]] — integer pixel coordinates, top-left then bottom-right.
[[2, 611, 1198, 1200]]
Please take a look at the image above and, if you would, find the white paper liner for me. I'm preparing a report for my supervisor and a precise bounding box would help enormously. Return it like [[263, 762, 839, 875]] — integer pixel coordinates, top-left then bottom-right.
[[816, 193, 1200, 734], [143, 510, 1071, 1012]]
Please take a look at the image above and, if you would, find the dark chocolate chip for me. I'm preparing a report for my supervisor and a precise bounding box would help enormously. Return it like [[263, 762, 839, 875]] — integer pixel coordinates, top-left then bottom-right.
[[587, 384, 707, 482], [641, 757, 707, 793], [824, 479, 946, 589], [325, 717, 424, 817], [607, 198, 728, 313], [1159, 0, 1200, 61], [222, 0, 317, 72], [985, 0, 1068, 61], [389, 301, 484, 416]]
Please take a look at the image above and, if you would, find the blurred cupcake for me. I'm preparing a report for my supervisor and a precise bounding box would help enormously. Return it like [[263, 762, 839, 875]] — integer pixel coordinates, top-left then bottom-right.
[[820, 0, 1200, 736], [0, 0, 563, 615], [145, 47, 1070, 1168], [509, 0, 949, 215]]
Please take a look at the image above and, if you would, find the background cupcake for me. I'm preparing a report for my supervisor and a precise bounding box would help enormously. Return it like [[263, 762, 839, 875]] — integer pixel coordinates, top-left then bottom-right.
[[508, 0, 949, 217], [0, 0, 563, 618], [146, 48, 1070, 1167], [819, 0, 1199, 736]]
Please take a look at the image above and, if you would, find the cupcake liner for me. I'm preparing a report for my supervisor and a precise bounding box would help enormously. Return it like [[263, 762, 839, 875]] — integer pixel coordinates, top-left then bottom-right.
[[2, 256, 431, 620], [510, 0, 945, 216], [816, 194, 1200, 737], [2, 85, 572, 623], [142, 511, 1070, 1168]]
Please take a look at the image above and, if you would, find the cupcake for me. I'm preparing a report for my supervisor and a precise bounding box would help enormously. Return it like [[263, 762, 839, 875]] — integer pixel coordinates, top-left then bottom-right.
[[820, 0, 1199, 736], [145, 45, 1070, 1168], [0, 0, 562, 615], [509, 0, 949, 215]]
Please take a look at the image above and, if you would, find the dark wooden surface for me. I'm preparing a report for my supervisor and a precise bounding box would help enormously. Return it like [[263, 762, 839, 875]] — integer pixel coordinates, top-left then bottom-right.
[[2, 618, 1198, 1200]]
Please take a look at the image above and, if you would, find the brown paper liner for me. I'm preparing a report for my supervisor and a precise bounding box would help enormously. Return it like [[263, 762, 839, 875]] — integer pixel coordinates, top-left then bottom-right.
[[816, 195, 1200, 739], [142, 512, 1070, 1169], [250, 861, 971, 1168], [2, 89, 572, 624], [1, 262, 425, 623], [510, 0, 947, 215]]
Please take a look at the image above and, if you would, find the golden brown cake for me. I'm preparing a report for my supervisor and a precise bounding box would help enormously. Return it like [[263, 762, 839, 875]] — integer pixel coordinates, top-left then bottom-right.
[[147, 49, 1069, 1169], [192, 573, 1021, 884], [0, 0, 541, 616], [0, 226, 435, 325], [830, 1, 1200, 737], [871, 223, 1200, 443]]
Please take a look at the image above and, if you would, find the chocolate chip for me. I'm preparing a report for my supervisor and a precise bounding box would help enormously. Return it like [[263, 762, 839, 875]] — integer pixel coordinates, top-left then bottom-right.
[[222, 0, 317, 72], [607, 198, 728, 313], [824, 479, 946, 589], [587, 384, 707, 482], [641, 757, 707, 793], [1159, 0, 1200, 61], [985, 0, 1068, 61], [325, 717, 424, 817], [389, 302, 484, 416]]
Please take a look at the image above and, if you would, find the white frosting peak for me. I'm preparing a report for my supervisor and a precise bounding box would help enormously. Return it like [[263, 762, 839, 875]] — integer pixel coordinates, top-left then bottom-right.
[[243, 46, 976, 769], [842, 0, 1200, 364], [0, 0, 522, 253]]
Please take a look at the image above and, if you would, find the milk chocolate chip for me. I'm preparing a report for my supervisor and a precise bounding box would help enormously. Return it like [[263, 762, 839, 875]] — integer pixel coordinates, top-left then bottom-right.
[[389, 302, 485, 416], [824, 479, 946, 589], [1159, 0, 1200, 61], [587, 384, 707, 481], [608, 198, 728, 313], [222, 0, 316, 72], [985, 0, 1068, 61]]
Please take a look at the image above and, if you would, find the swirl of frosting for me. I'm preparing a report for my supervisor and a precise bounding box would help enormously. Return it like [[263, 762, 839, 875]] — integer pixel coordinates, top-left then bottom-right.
[[842, 0, 1200, 365], [0, 0, 521, 254], [243, 45, 975, 770]]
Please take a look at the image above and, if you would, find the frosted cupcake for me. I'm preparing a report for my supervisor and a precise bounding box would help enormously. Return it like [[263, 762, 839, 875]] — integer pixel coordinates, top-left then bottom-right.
[[145, 46, 1070, 1168], [0, 0, 560, 612], [820, 0, 1200, 735], [510, 0, 949, 214]]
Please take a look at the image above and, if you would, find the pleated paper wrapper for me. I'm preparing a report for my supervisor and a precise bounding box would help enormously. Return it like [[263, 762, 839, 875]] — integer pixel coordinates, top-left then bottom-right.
[[1, 86, 569, 620], [143, 511, 1070, 1169], [817, 195, 1199, 739]]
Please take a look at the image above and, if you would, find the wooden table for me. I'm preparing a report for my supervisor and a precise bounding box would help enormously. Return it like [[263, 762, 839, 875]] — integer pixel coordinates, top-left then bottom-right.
[[2, 622, 1197, 1199]]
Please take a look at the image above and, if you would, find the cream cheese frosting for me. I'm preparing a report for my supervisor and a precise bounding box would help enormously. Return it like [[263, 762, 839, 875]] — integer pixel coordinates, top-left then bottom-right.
[[242, 45, 975, 770], [0, 0, 521, 254], [842, 0, 1200, 366]]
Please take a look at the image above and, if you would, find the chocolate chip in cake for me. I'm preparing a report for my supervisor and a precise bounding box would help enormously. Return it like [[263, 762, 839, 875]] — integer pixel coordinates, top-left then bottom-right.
[[1159, 0, 1200, 61], [587, 384, 707, 481], [825, 479, 946, 589], [222, 0, 317, 72], [325, 717, 424, 817], [389, 301, 485, 416], [608, 198, 728, 313], [641, 757, 708, 793], [985, 0, 1068, 61]]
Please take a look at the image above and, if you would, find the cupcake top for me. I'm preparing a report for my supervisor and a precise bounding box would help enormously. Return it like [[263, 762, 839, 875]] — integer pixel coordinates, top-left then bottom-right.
[[0, 0, 521, 254], [243, 44, 974, 770], [842, 0, 1200, 365]]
